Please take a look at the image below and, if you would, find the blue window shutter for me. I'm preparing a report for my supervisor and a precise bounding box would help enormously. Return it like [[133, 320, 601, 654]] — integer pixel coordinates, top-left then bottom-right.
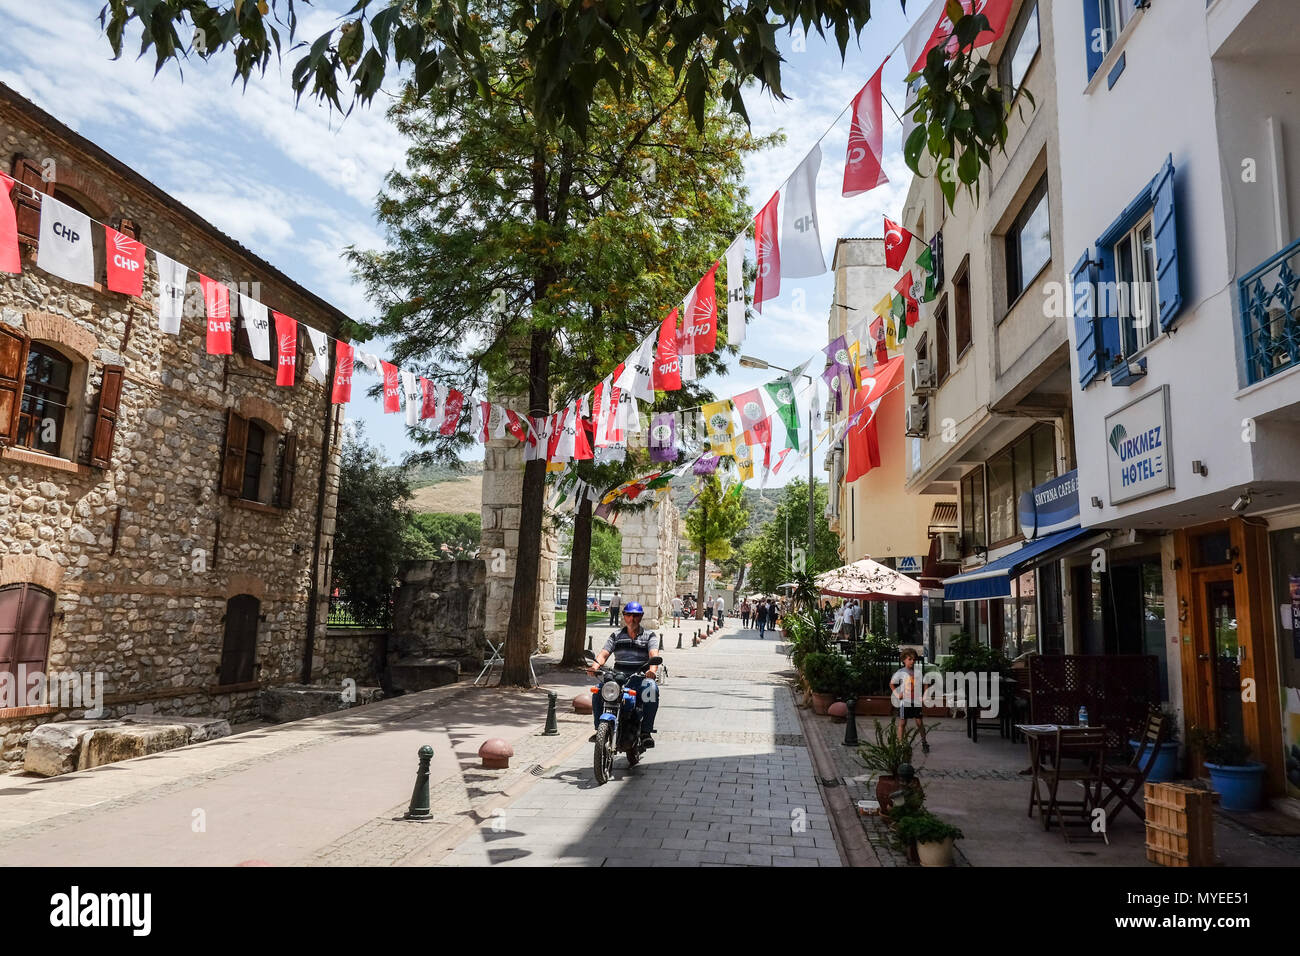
[[1151, 154, 1184, 331], [1096, 243, 1121, 371], [1073, 250, 1103, 387], [1083, 0, 1104, 79]]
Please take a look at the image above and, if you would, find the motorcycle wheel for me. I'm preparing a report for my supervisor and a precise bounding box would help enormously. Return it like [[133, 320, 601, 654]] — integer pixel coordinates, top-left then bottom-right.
[[593, 723, 615, 784]]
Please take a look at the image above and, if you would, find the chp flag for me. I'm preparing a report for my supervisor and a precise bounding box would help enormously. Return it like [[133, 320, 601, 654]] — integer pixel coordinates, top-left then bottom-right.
[[36, 194, 94, 286], [843, 62, 889, 197], [780, 144, 826, 278], [725, 232, 746, 345], [305, 326, 330, 382], [105, 224, 146, 295], [273, 311, 297, 386], [199, 274, 233, 354], [156, 251, 189, 336], [754, 192, 781, 312]]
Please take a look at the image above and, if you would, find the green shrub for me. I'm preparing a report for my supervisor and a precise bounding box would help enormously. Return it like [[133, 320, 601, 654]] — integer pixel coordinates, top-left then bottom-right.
[[802, 652, 852, 696], [894, 812, 964, 845]]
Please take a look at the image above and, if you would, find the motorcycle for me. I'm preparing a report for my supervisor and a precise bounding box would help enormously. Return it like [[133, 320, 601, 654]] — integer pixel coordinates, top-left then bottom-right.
[[584, 650, 663, 785]]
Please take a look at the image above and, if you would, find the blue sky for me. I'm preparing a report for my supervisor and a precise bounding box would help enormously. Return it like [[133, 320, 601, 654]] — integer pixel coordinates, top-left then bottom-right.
[[0, 0, 929, 477]]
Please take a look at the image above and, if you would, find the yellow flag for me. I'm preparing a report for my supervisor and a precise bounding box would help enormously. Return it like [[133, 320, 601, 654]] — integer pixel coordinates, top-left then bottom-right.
[[733, 435, 755, 480], [546, 460, 567, 474], [702, 399, 735, 457], [873, 293, 893, 319], [847, 339, 862, 388], [886, 314, 898, 350]]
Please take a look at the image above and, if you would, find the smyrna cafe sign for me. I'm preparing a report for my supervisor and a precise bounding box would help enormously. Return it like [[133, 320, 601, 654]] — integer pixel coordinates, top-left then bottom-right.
[[1018, 469, 1080, 541], [1104, 384, 1175, 505]]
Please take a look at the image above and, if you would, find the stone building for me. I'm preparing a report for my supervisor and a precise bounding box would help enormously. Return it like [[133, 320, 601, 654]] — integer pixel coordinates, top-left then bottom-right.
[[0, 84, 344, 771]]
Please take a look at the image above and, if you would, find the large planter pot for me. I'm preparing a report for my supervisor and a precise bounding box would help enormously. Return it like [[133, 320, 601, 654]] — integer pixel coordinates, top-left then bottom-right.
[[1205, 761, 1267, 811], [1130, 739, 1179, 784], [810, 692, 834, 716], [855, 696, 894, 716], [916, 836, 956, 867], [875, 775, 900, 812]]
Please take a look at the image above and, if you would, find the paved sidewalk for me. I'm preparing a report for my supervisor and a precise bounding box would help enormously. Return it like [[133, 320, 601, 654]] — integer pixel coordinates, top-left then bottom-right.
[[427, 620, 842, 866]]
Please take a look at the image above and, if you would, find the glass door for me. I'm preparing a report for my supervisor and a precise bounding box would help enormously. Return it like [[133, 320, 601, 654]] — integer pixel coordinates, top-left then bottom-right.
[[1206, 579, 1243, 741]]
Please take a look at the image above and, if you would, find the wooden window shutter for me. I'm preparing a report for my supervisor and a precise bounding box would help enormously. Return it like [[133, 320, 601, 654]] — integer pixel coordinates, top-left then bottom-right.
[[0, 322, 31, 447], [109, 216, 141, 241], [88, 364, 125, 468], [11, 155, 52, 246], [220, 408, 249, 497], [278, 432, 298, 509]]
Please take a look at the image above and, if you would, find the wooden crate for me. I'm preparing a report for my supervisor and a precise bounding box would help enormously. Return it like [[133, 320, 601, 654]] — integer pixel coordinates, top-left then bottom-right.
[[1144, 782, 1215, 867]]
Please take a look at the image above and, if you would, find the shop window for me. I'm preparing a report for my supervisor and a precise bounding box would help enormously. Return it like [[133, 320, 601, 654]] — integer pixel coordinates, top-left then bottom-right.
[[219, 594, 259, 686], [961, 465, 986, 555], [0, 583, 54, 685], [986, 424, 1057, 547]]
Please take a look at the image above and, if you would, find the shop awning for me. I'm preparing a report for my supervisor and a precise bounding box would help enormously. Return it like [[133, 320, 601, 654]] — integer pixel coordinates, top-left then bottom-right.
[[942, 526, 1104, 602]]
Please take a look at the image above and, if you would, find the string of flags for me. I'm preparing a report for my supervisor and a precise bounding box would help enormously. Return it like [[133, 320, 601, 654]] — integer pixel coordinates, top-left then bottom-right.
[[0, 0, 1008, 511]]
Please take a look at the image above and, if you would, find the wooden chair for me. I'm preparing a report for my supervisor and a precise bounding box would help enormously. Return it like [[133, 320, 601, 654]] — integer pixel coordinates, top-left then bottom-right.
[[1100, 707, 1168, 823], [1038, 727, 1109, 844]]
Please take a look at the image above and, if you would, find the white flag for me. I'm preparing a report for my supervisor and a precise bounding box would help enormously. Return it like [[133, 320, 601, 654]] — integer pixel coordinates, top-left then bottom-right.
[[429, 382, 449, 430], [726, 233, 746, 346], [401, 370, 420, 426], [155, 252, 189, 335], [37, 195, 94, 286], [902, 0, 947, 72], [355, 349, 381, 373], [305, 326, 330, 382], [781, 144, 826, 278], [238, 294, 271, 359], [616, 335, 656, 403]]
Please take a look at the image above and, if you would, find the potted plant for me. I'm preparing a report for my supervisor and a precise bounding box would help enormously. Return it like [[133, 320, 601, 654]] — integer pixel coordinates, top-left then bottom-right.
[[1189, 727, 1267, 811], [1130, 711, 1180, 784], [894, 812, 964, 867], [802, 652, 851, 715], [857, 719, 919, 810]]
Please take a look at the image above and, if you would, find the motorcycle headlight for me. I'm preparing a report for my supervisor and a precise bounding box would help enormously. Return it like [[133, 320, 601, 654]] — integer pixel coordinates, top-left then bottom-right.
[[601, 680, 621, 702]]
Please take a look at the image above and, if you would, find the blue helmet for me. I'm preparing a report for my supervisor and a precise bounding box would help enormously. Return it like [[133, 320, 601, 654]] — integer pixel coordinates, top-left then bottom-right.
[[623, 601, 645, 615]]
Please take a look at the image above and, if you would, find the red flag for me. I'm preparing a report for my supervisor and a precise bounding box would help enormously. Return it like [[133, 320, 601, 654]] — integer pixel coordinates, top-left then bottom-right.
[[573, 411, 593, 460], [273, 311, 297, 386], [754, 193, 781, 312], [683, 262, 720, 355], [908, 0, 1014, 72], [844, 355, 904, 482], [332, 341, 354, 403], [104, 224, 145, 295], [733, 388, 772, 452], [380, 360, 401, 412], [419, 377, 437, 419], [199, 274, 233, 355], [894, 271, 920, 327], [546, 410, 564, 461], [653, 308, 682, 391], [883, 217, 918, 271], [505, 408, 529, 443], [440, 389, 464, 435], [0, 173, 20, 274], [606, 364, 624, 443], [843, 63, 889, 197]]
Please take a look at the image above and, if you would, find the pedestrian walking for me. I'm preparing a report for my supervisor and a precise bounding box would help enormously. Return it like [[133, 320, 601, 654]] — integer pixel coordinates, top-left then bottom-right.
[[890, 649, 930, 753], [608, 594, 620, 627], [715, 596, 725, 626], [740, 599, 751, 628], [671, 595, 683, 627], [755, 600, 767, 639]]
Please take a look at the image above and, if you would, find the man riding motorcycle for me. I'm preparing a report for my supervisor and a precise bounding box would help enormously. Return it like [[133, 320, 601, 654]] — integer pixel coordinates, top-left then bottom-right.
[[587, 602, 660, 748]]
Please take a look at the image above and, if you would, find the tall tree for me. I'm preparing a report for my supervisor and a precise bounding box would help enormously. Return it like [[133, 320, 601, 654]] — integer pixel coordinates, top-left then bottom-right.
[[347, 24, 763, 683], [683, 473, 749, 619], [745, 478, 839, 595]]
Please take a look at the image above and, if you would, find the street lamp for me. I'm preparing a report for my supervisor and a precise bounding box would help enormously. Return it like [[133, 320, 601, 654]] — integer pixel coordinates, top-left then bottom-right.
[[739, 353, 816, 574]]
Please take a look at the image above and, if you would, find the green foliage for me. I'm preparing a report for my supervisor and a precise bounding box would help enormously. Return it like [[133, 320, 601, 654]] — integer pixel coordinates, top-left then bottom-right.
[[857, 719, 919, 777], [848, 637, 900, 696], [1188, 727, 1253, 767], [745, 479, 839, 593], [684, 475, 750, 562], [894, 812, 964, 845], [333, 426, 418, 622], [801, 652, 852, 697], [782, 608, 830, 674], [587, 522, 623, 587], [869, 601, 887, 637], [940, 631, 1008, 675], [406, 512, 481, 559]]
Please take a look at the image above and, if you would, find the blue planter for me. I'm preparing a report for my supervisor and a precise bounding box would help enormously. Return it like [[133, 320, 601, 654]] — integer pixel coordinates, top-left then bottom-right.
[[1129, 739, 1179, 783], [1204, 761, 1267, 811]]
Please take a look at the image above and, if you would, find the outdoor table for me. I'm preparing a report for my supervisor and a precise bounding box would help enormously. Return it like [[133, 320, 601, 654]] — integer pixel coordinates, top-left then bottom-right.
[[1017, 723, 1105, 824]]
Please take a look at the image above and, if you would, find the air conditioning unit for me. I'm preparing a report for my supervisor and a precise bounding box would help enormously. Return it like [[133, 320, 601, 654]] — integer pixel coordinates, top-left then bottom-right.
[[937, 531, 961, 563], [911, 359, 935, 395], [905, 400, 928, 438]]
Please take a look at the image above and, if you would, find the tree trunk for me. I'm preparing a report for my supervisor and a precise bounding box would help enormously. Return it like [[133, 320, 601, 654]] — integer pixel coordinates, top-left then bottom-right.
[[562, 494, 594, 666], [501, 329, 550, 685]]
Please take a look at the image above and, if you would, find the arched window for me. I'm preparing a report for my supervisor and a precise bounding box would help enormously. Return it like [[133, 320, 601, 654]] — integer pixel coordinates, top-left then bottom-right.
[[219, 594, 260, 686], [18, 343, 73, 453], [0, 583, 55, 684]]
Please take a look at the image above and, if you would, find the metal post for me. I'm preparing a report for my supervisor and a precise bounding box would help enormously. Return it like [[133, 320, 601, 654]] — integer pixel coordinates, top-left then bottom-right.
[[542, 692, 559, 735], [676, 634, 683, 649], [405, 745, 435, 820], [843, 696, 859, 747], [807, 395, 816, 568]]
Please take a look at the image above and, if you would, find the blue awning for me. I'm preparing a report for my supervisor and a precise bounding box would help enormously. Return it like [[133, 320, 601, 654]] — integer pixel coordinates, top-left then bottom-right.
[[943, 527, 1102, 602]]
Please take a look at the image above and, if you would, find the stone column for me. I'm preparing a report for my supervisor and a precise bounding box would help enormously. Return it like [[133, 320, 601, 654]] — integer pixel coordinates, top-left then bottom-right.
[[617, 495, 680, 630], [480, 400, 557, 652]]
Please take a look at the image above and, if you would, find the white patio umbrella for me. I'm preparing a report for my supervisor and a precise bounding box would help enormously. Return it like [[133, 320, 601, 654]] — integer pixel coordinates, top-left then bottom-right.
[[815, 558, 922, 601]]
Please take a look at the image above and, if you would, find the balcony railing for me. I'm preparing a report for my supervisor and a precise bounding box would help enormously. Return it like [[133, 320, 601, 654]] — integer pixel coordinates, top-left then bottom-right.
[[1240, 237, 1300, 384]]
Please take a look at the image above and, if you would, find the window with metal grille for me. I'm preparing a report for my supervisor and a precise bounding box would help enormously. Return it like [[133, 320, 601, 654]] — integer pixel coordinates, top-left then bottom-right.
[[18, 343, 72, 454], [0, 583, 54, 686]]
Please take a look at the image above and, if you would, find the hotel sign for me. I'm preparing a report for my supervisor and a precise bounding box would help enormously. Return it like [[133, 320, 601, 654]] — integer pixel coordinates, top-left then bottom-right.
[[1104, 385, 1174, 505]]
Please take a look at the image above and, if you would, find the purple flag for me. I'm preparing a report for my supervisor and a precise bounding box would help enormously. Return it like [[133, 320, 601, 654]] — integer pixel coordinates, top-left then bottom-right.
[[693, 455, 720, 475], [650, 411, 678, 463], [822, 334, 851, 413]]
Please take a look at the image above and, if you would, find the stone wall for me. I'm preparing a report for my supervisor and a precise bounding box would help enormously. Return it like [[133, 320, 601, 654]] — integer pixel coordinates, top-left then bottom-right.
[[390, 559, 485, 671], [480, 401, 557, 651], [316, 630, 387, 687], [0, 91, 342, 771], [618, 495, 681, 630]]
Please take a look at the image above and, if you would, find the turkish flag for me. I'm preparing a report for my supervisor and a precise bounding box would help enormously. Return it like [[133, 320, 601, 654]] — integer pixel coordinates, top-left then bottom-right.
[[380, 360, 401, 412], [272, 312, 297, 386], [440, 389, 464, 435], [332, 341, 354, 403], [199, 274, 233, 355], [884, 217, 917, 271], [653, 308, 681, 391], [0, 173, 20, 274], [894, 271, 920, 327], [843, 63, 889, 197], [683, 262, 720, 355], [105, 225, 146, 295], [844, 356, 903, 482], [754, 192, 781, 312]]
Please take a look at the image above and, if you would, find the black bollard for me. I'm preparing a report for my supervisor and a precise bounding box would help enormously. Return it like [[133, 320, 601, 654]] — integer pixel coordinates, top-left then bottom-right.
[[843, 697, 859, 747], [676, 634, 683, 650], [542, 691, 559, 736], [587, 635, 592, 652], [405, 745, 435, 820]]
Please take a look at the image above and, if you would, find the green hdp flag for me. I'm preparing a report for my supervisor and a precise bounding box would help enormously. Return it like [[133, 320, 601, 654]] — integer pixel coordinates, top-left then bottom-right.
[[915, 244, 937, 302], [645, 472, 674, 491], [891, 293, 904, 319], [763, 380, 802, 452]]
